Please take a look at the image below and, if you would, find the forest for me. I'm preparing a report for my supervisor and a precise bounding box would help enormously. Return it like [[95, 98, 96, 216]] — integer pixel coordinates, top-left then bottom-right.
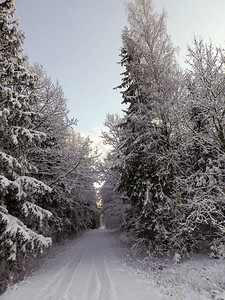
[[0, 0, 100, 293], [100, 0, 225, 261], [0, 0, 225, 295]]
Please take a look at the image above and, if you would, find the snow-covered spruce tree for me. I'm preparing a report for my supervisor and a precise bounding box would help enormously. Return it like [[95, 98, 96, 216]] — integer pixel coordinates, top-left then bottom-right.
[[115, 0, 183, 255], [0, 0, 52, 292], [177, 39, 225, 257]]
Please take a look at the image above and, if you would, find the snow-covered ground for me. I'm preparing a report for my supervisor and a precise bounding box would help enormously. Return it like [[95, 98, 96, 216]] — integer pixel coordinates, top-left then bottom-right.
[[1, 229, 170, 300], [1, 229, 225, 300], [119, 233, 225, 300]]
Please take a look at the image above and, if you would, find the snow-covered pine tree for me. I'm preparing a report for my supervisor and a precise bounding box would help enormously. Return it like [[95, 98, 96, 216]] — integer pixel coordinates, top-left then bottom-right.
[[115, 0, 183, 254], [0, 1, 52, 291]]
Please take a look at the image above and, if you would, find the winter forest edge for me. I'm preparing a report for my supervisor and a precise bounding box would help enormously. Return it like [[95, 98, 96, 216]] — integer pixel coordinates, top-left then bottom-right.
[[0, 0, 225, 295], [100, 0, 225, 264], [0, 0, 100, 293]]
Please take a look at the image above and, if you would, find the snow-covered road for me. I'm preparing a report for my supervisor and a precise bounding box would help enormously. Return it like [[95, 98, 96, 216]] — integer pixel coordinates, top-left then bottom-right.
[[1, 229, 170, 300]]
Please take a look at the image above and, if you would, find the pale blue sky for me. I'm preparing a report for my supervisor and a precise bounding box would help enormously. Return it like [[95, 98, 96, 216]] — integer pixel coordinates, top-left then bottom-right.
[[15, 0, 225, 140]]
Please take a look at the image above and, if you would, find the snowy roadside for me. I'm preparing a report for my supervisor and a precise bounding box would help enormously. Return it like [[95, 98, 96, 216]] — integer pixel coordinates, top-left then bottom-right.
[[1, 229, 172, 300], [117, 232, 225, 300], [2, 229, 224, 300]]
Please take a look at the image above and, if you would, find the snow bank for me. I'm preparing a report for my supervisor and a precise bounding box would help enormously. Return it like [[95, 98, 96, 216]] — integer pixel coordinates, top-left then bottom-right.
[[123, 242, 225, 300]]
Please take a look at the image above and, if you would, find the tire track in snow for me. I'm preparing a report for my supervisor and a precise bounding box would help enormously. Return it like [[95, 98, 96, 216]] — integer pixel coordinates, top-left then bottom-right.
[[61, 229, 118, 300], [61, 245, 98, 300], [56, 231, 102, 300], [85, 267, 101, 300], [73, 231, 103, 300], [98, 245, 118, 300], [83, 230, 118, 300], [34, 259, 74, 300], [2, 229, 169, 300], [46, 251, 84, 300], [34, 243, 84, 300]]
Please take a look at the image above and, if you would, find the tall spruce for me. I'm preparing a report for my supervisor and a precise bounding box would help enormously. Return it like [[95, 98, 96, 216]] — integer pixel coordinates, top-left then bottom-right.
[[115, 0, 182, 254], [0, 0, 53, 291], [0, 0, 99, 293]]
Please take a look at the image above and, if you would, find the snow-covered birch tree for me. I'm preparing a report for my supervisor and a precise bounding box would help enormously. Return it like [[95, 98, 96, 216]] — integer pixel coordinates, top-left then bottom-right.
[[177, 39, 225, 257], [100, 114, 125, 230], [27, 64, 99, 239]]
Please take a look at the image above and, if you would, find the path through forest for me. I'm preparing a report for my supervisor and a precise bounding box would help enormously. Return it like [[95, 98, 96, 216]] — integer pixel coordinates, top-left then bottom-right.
[[1, 229, 170, 300]]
